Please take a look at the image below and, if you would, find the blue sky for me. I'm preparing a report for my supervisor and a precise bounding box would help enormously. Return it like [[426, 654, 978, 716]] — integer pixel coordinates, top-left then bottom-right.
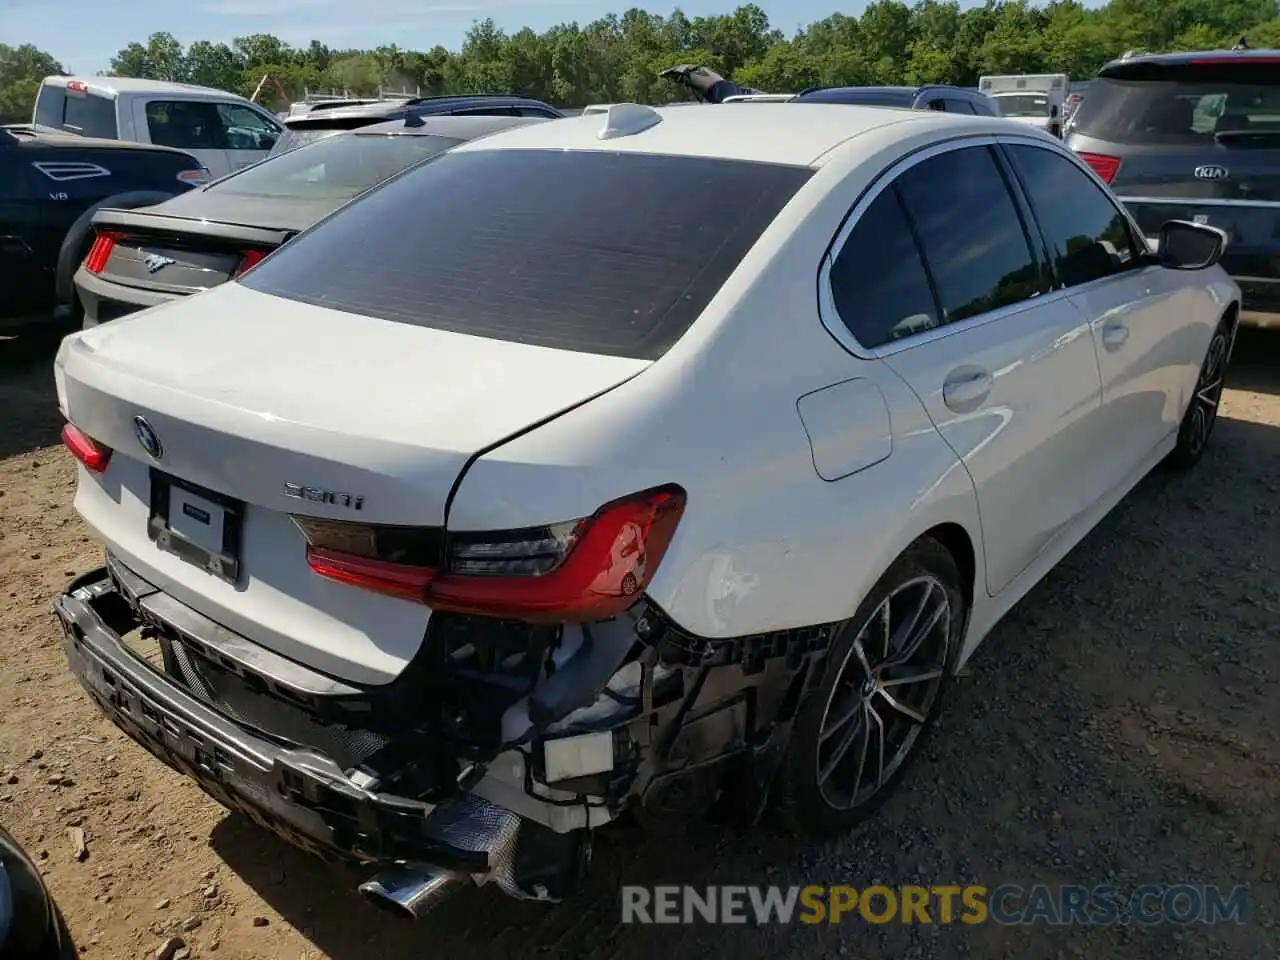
[[5, 0, 1002, 76]]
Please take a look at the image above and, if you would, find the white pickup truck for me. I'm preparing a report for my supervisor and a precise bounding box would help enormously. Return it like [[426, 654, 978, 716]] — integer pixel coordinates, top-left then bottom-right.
[[33, 76, 284, 179], [978, 73, 1069, 137]]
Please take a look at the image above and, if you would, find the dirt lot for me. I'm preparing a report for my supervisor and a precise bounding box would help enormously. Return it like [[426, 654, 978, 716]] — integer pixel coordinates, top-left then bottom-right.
[[1, 326, 1277, 959]]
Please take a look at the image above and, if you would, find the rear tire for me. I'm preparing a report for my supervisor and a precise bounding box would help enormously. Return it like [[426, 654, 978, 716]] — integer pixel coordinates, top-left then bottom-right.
[[1165, 313, 1233, 471], [773, 537, 966, 839]]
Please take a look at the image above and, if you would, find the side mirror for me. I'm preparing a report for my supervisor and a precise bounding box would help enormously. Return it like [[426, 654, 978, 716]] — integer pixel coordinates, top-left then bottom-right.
[[1155, 220, 1227, 270]]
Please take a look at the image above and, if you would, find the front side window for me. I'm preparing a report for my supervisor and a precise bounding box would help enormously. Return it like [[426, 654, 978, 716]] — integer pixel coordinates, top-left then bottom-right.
[[146, 100, 225, 150], [828, 188, 940, 349], [895, 146, 1042, 324], [1004, 144, 1141, 288], [240, 149, 813, 360], [216, 103, 281, 151], [943, 99, 977, 115]]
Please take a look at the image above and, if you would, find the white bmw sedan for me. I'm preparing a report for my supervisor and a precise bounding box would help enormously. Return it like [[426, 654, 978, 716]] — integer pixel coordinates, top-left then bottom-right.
[[52, 101, 1237, 913]]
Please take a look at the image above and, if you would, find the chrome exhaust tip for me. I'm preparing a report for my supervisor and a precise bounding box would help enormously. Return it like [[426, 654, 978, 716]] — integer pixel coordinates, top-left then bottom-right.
[[358, 867, 460, 920]]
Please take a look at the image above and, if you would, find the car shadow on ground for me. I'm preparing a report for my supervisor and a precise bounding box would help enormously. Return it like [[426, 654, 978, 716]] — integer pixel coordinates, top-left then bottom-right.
[[207, 407, 1280, 959], [1228, 327, 1280, 395], [0, 325, 69, 461]]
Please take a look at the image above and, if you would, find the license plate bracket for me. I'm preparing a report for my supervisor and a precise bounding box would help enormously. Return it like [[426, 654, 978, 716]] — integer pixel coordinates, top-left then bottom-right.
[[147, 469, 243, 584]]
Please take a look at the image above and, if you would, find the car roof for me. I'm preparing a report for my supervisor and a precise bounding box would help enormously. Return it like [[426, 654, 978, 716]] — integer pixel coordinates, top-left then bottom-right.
[[1099, 47, 1280, 74], [350, 114, 549, 138], [43, 75, 251, 100], [449, 102, 973, 167]]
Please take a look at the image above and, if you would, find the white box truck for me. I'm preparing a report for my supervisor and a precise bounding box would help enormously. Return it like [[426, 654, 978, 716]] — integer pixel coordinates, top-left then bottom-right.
[[978, 73, 1069, 137]]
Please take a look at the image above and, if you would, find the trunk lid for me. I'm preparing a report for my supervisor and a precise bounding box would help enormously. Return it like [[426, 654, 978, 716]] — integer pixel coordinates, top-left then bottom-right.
[[57, 282, 649, 683], [89, 196, 327, 296]]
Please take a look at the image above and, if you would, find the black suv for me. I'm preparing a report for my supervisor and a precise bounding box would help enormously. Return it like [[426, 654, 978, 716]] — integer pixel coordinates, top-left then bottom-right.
[[792, 85, 1001, 116], [1066, 48, 1280, 328], [271, 93, 564, 155]]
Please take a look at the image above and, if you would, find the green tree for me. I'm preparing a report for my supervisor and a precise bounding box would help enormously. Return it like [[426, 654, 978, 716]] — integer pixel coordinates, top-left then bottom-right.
[[38, 0, 1280, 115], [0, 43, 64, 123]]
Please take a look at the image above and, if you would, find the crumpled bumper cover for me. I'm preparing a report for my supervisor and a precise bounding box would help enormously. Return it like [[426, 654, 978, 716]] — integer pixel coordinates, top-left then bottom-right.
[[53, 568, 504, 873]]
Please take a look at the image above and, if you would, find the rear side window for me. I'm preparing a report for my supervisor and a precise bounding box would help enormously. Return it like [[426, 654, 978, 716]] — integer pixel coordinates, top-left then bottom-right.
[[145, 100, 225, 150], [1072, 62, 1280, 145], [895, 146, 1042, 324], [214, 132, 463, 200], [829, 188, 940, 348], [242, 149, 812, 360], [59, 88, 118, 138], [33, 84, 66, 127], [1005, 144, 1141, 288]]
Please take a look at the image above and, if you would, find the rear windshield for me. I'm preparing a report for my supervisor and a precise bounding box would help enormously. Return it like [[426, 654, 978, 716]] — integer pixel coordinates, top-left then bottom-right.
[[241, 148, 813, 360], [1072, 62, 1280, 145], [215, 132, 462, 200], [270, 117, 386, 157], [34, 84, 118, 138]]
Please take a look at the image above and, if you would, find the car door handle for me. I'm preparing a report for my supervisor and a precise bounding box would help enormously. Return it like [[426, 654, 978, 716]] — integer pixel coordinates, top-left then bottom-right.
[[1101, 322, 1129, 348], [942, 368, 993, 412]]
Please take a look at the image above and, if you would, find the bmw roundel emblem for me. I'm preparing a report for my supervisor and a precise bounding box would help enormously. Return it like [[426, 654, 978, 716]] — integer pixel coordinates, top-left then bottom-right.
[[134, 416, 162, 460]]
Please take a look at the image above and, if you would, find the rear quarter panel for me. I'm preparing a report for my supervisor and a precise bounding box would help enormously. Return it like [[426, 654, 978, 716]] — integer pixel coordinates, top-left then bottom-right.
[[449, 123, 986, 641]]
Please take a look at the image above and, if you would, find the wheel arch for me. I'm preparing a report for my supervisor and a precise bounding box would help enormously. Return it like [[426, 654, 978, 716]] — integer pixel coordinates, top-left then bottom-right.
[[918, 521, 976, 612], [1221, 299, 1240, 365]]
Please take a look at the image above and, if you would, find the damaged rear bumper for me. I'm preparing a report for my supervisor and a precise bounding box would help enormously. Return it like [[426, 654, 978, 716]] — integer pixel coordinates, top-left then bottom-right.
[[55, 559, 833, 902], [56, 569, 518, 872]]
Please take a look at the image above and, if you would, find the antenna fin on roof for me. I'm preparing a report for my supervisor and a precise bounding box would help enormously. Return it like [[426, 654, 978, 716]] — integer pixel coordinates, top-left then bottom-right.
[[597, 102, 662, 140]]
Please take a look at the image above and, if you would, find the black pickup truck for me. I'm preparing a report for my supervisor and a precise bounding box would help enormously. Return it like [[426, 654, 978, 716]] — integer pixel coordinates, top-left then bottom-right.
[[0, 124, 208, 330]]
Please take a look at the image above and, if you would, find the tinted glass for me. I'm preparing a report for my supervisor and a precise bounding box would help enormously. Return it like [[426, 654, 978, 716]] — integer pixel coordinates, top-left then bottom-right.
[[896, 146, 1040, 323], [146, 101, 225, 150], [33, 85, 66, 128], [241, 149, 813, 360], [943, 99, 977, 114], [62, 91, 118, 138], [215, 132, 463, 199], [1005, 144, 1140, 288], [829, 188, 939, 348], [1072, 63, 1280, 145]]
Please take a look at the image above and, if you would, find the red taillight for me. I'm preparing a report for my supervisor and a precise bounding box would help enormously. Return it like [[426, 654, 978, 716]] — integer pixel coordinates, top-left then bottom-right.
[[61, 423, 112, 472], [1078, 152, 1121, 184], [299, 485, 687, 622], [82, 230, 119, 274], [232, 249, 268, 278], [305, 549, 437, 602]]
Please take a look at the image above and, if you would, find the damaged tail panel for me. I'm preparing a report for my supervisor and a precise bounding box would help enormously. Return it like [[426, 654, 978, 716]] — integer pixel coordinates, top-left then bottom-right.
[[56, 554, 835, 905]]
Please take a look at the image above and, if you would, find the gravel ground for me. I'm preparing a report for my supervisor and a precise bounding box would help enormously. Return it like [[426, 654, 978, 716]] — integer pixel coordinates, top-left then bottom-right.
[[1, 325, 1277, 959]]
